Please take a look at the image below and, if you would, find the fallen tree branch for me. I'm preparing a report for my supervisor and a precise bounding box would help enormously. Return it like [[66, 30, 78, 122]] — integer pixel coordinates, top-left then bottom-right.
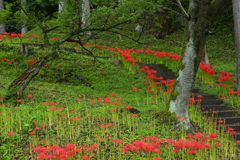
[[75, 74, 95, 90]]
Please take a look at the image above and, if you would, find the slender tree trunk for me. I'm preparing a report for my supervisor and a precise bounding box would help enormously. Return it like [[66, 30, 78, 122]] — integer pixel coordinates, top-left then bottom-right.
[[59, 0, 65, 13], [201, 45, 210, 65], [168, 0, 230, 132], [232, 0, 240, 91], [21, 0, 28, 34], [82, 0, 91, 35], [0, 0, 5, 33]]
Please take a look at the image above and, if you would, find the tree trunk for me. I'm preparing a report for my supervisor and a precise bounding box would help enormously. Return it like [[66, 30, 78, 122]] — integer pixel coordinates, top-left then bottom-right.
[[232, 0, 240, 91], [21, 43, 29, 56], [0, 0, 5, 33], [200, 45, 210, 65], [59, 1, 66, 13], [21, 0, 28, 34], [82, 0, 91, 35], [168, 0, 230, 132], [6, 56, 54, 100]]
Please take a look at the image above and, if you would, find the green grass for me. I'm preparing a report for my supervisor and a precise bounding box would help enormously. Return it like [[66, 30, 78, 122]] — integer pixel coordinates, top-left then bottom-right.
[[0, 26, 239, 159]]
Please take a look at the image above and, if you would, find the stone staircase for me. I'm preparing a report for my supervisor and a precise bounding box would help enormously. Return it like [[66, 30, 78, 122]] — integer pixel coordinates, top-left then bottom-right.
[[139, 63, 240, 142]]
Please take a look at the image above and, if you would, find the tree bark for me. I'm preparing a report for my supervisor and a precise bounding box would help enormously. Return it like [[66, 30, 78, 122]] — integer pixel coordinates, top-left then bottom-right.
[[59, 0, 66, 13], [0, 0, 5, 33], [82, 0, 91, 35], [21, 0, 28, 34], [6, 56, 54, 99], [232, 0, 240, 91], [200, 45, 210, 65], [168, 0, 231, 132]]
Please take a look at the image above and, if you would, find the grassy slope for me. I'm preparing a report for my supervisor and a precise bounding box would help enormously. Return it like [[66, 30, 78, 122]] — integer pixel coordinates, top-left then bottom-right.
[[0, 19, 238, 159]]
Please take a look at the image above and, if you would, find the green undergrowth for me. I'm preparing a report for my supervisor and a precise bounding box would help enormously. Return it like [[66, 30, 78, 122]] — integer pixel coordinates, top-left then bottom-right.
[[0, 22, 239, 159]]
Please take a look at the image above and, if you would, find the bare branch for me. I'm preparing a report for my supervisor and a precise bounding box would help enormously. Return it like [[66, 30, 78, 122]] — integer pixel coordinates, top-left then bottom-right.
[[176, 0, 190, 19], [136, 0, 184, 16]]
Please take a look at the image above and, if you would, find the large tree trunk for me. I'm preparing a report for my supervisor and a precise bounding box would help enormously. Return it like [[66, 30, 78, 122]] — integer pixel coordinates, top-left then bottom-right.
[[21, 0, 28, 34], [168, 0, 231, 132], [232, 0, 240, 91], [82, 0, 91, 35], [6, 56, 54, 100], [0, 0, 5, 33]]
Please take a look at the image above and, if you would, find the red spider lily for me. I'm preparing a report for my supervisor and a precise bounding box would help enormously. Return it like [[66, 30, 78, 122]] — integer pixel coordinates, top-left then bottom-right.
[[115, 97, 121, 101], [0, 58, 15, 63], [82, 155, 89, 159], [17, 100, 23, 103], [27, 94, 34, 98], [199, 62, 215, 76], [132, 87, 138, 91], [27, 58, 39, 65], [186, 134, 192, 138], [193, 132, 204, 138], [110, 93, 117, 96], [70, 109, 76, 113], [131, 114, 138, 117], [34, 126, 41, 130], [66, 143, 76, 150], [165, 90, 172, 95], [90, 100, 95, 103], [105, 97, 111, 103], [209, 134, 218, 138], [29, 131, 36, 135], [176, 116, 182, 119], [125, 106, 133, 109], [226, 128, 236, 135], [42, 102, 57, 106], [218, 75, 232, 82], [7, 131, 15, 135], [112, 139, 124, 143]]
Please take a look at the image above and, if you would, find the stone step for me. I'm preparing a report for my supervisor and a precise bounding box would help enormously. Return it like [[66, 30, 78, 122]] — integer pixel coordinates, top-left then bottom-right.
[[201, 105, 229, 111], [224, 124, 240, 132], [206, 110, 240, 117], [192, 93, 217, 99], [215, 116, 240, 124], [192, 88, 201, 93], [232, 132, 240, 141], [200, 99, 223, 105]]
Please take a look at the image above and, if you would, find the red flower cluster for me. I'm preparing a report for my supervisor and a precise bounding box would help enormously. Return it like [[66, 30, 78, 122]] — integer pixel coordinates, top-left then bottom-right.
[[118, 49, 138, 65], [218, 72, 234, 82], [27, 58, 39, 65], [199, 63, 215, 76], [123, 133, 221, 155], [0, 32, 22, 39], [33, 143, 99, 159], [0, 58, 15, 63], [141, 66, 164, 81], [42, 102, 58, 106], [155, 51, 180, 60]]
